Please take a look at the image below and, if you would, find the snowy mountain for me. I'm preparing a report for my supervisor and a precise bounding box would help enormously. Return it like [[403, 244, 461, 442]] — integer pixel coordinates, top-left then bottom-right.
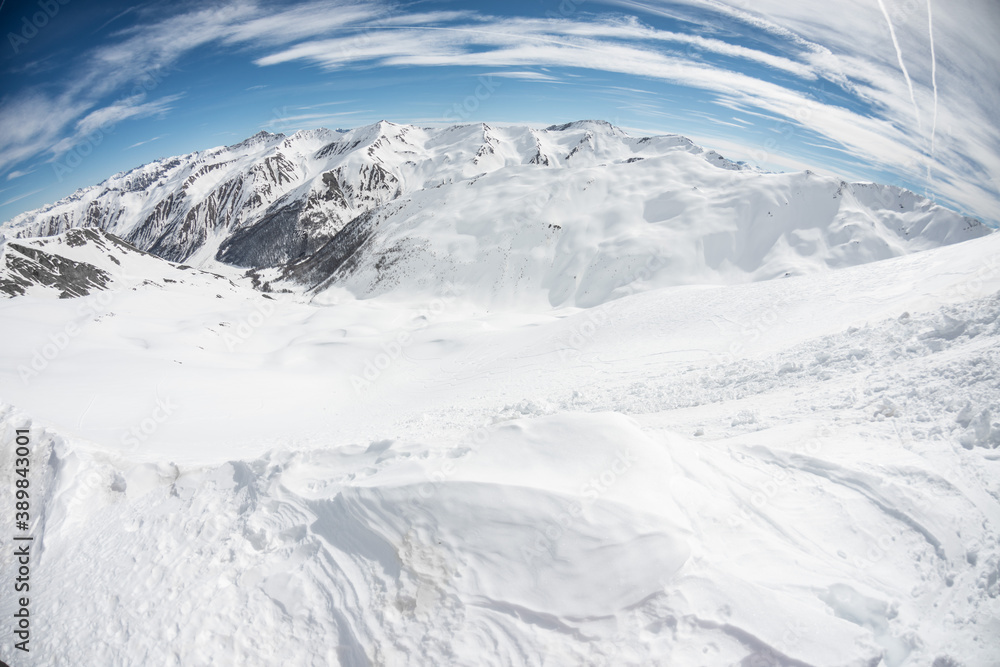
[[4, 120, 745, 270], [2, 121, 988, 307]]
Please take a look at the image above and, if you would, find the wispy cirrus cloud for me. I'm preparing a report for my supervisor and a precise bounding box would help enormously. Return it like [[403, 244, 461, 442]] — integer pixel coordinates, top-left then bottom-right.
[[0, 1, 409, 174], [0, 92, 92, 173], [47, 94, 184, 157], [261, 109, 371, 132], [481, 71, 563, 82]]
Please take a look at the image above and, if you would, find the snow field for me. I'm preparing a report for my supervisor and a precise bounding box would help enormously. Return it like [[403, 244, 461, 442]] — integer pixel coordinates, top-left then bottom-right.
[[1, 230, 999, 665]]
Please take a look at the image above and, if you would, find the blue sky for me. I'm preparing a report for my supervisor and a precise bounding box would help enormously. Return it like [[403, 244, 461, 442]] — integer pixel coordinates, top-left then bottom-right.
[[1, 0, 998, 224]]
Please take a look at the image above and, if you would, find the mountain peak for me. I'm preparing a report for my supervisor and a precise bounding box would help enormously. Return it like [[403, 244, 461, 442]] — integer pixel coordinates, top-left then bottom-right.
[[544, 119, 618, 133], [228, 130, 286, 151]]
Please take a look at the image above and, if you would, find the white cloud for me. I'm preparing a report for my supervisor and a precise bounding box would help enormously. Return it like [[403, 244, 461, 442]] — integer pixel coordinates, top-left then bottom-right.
[[0, 2, 384, 175], [45, 94, 183, 158], [0, 188, 44, 208], [262, 110, 370, 130], [480, 71, 562, 82], [0, 92, 92, 173], [75, 95, 182, 137]]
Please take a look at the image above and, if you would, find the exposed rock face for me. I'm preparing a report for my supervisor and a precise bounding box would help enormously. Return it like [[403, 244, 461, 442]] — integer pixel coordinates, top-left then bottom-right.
[[0, 228, 241, 298], [0, 241, 112, 298]]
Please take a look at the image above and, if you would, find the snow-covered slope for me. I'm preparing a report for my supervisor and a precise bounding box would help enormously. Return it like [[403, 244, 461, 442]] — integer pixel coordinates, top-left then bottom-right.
[[1, 230, 998, 666], [0, 228, 245, 299], [276, 158, 988, 308]]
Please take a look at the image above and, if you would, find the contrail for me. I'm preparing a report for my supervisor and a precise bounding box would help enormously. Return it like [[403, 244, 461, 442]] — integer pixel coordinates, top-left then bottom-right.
[[876, 0, 922, 131], [927, 0, 939, 156]]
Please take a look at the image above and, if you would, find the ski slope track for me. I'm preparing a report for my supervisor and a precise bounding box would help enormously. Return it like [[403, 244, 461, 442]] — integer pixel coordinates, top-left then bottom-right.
[[0, 121, 998, 667]]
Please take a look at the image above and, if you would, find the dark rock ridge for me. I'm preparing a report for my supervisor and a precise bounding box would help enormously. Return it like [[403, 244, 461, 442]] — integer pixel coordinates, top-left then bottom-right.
[[0, 229, 121, 297], [0, 228, 240, 298]]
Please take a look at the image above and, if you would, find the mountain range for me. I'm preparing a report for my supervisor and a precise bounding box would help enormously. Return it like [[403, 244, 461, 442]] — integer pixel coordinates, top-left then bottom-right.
[[1, 120, 989, 305]]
